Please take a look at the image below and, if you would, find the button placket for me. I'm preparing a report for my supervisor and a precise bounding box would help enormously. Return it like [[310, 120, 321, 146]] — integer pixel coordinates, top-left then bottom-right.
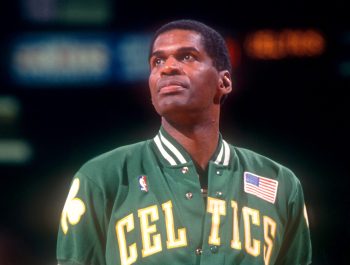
[[210, 165, 226, 200]]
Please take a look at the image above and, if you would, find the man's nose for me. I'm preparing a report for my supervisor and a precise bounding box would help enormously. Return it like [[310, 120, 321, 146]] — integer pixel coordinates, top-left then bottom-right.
[[161, 57, 182, 75]]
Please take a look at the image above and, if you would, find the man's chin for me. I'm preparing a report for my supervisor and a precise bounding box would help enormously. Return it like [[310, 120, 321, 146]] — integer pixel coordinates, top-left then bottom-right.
[[155, 103, 190, 116]]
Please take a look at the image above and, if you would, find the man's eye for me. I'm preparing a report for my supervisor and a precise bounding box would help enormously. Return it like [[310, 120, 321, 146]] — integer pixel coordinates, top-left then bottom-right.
[[183, 54, 193, 61], [154, 58, 163, 66]]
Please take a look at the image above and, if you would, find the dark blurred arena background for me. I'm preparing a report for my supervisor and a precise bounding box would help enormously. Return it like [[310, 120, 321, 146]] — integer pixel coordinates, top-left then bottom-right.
[[0, 1, 349, 264]]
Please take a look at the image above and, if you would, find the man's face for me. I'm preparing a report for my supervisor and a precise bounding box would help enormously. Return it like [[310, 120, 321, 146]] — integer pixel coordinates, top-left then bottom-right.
[[149, 29, 222, 118]]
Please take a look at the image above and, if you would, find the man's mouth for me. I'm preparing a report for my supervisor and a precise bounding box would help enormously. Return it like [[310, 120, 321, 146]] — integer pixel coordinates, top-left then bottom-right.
[[157, 79, 188, 95], [159, 85, 185, 95]]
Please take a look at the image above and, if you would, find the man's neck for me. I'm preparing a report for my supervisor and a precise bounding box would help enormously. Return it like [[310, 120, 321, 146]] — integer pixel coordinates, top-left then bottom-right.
[[161, 117, 220, 171]]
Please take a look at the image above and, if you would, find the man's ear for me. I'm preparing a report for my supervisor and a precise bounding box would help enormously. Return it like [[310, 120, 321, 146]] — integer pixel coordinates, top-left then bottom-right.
[[215, 70, 232, 104], [219, 70, 232, 93]]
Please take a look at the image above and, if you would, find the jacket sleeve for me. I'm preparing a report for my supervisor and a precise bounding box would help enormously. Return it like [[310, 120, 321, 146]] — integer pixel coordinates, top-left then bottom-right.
[[57, 172, 107, 265], [275, 177, 312, 265]]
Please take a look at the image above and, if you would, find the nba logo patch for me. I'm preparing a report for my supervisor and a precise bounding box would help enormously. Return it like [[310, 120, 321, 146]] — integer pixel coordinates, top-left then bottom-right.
[[138, 175, 148, 192]]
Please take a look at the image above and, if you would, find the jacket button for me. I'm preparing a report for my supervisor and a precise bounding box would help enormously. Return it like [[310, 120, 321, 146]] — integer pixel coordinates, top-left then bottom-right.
[[210, 245, 219, 253], [195, 248, 202, 255], [215, 191, 223, 198], [185, 192, 193, 199], [181, 167, 189, 174]]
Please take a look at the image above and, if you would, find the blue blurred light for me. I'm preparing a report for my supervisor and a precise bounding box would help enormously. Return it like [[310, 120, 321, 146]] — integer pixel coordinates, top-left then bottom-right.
[[10, 32, 153, 87], [11, 33, 112, 86]]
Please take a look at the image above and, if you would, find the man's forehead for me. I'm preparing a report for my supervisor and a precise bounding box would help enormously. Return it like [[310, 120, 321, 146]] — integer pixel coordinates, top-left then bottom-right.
[[152, 29, 203, 53]]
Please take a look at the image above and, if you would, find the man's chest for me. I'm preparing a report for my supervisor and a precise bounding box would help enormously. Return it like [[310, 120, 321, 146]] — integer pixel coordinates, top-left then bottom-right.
[[105, 163, 285, 265]]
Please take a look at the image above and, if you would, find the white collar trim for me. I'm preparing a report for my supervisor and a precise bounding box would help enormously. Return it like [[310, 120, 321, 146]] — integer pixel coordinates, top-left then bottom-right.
[[154, 131, 230, 166]]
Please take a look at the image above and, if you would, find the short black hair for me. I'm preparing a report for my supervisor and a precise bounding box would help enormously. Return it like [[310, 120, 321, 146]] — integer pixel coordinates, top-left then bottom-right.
[[149, 19, 232, 75]]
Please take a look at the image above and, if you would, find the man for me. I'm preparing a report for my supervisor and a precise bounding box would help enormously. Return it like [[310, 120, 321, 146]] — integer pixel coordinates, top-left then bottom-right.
[[57, 19, 312, 265]]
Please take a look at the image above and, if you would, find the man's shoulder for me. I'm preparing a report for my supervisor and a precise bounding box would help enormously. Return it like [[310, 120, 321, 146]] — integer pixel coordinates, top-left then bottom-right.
[[231, 145, 300, 185], [77, 139, 152, 182], [232, 145, 283, 167], [90, 140, 149, 162], [84, 140, 150, 167]]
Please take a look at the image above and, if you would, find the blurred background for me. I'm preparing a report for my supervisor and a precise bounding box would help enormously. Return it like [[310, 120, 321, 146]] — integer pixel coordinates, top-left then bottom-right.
[[0, 0, 349, 264]]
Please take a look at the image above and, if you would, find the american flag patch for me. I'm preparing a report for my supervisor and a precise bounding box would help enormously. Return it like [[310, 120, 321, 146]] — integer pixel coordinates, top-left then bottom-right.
[[244, 172, 278, 204]]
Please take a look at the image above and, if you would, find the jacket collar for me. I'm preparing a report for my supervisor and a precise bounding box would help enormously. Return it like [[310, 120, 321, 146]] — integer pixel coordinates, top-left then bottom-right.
[[152, 127, 231, 167]]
